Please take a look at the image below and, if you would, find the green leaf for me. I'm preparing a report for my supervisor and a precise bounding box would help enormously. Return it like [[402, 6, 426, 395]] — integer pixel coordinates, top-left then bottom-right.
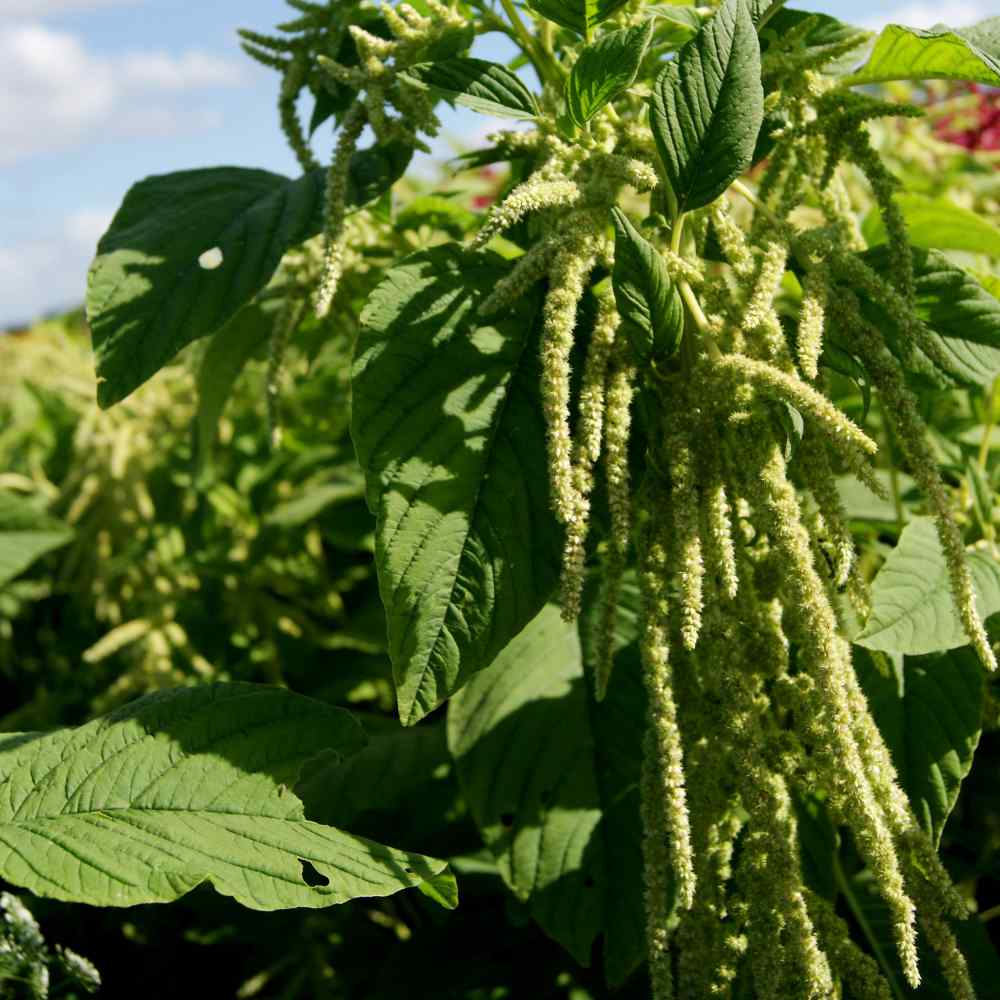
[[351, 245, 561, 725], [848, 18, 1000, 87], [650, 0, 764, 214], [565, 22, 653, 127], [400, 59, 539, 120], [296, 719, 454, 848], [448, 601, 646, 985], [611, 207, 685, 362], [856, 646, 983, 845], [264, 470, 367, 528], [0, 683, 454, 909], [88, 151, 410, 409], [862, 193, 1000, 259], [194, 299, 279, 479], [859, 245, 1000, 387], [857, 517, 1000, 655], [525, 0, 630, 40], [0, 492, 73, 588], [395, 195, 477, 238]]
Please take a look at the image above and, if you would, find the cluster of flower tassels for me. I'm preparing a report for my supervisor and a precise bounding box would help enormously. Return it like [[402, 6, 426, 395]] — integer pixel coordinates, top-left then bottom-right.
[[255, 1, 996, 996], [465, 35, 991, 1000]]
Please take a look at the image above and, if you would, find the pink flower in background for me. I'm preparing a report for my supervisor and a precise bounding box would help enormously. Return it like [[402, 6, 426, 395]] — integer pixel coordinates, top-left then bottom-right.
[[934, 84, 1000, 152]]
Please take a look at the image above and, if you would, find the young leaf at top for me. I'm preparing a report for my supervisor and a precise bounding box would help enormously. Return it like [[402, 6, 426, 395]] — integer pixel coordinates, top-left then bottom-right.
[[525, 0, 630, 40], [0, 492, 73, 589], [0, 683, 455, 910], [565, 21, 653, 128], [859, 245, 1000, 387], [88, 148, 410, 409], [448, 597, 647, 985], [351, 245, 562, 725], [849, 17, 1000, 87], [400, 59, 539, 120], [856, 646, 983, 845], [856, 517, 1000, 655], [650, 0, 764, 214], [611, 207, 685, 362]]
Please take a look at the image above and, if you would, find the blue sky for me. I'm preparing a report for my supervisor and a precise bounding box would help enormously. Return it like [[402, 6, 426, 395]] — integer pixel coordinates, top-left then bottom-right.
[[0, 0, 993, 325]]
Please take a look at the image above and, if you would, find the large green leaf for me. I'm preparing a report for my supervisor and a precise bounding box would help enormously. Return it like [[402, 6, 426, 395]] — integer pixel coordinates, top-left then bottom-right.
[[611, 207, 685, 361], [525, 0, 630, 40], [857, 517, 1000, 655], [194, 298, 279, 478], [856, 646, 983, 845], [88, 150, 410, 408], [859, 245, 1000, 386], [351, 245, 561, 725], [848, 18, 1000, 86], [0, 683, 454, 909], [448, 600, 646, 985], [400, 59, 539, 120], [862, 194, 1000, 259], [296, 718, 455, 850], [0, 492, 73, 588], [565, 22, 653, 127], [650, 0, 764, 214]]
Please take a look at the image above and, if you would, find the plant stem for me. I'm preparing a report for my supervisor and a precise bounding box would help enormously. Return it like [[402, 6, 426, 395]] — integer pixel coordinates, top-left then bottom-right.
[[833, 854, 907, 1000], [678, 280, 722, 361], [498, 0, 554, 86], [882, 409, 907, 536], [756, 0, 790, 30]]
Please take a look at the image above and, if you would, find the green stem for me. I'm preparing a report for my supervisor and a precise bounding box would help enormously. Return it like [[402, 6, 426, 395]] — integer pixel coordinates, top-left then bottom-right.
[[756, 0, 790, 30], [678, 279, 721, 361], [833, 854, 907, 1000], [498, 0, 555, 86]]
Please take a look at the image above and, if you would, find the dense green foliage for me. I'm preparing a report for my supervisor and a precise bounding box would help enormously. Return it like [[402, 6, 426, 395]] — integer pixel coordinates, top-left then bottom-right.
[[3, 1, 1000, 997]]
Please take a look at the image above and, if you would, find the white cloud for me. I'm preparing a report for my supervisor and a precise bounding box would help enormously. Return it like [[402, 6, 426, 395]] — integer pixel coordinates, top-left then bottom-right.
[[0, 21, 247, 163], [0, 208, 113, 325], [0, 1, 136, 15], [860, 2, 993, 30]]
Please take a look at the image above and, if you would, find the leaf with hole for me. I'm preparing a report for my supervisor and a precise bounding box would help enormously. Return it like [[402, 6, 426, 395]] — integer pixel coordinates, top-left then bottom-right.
[[650, 0, 764, 214], [351, 245, 562, 725], [400, 59, 538, 120], [565, 21, 653, 127], [88, 151, 410, 408], [0, 683, 455, 909], [448, 597, 646, 985]]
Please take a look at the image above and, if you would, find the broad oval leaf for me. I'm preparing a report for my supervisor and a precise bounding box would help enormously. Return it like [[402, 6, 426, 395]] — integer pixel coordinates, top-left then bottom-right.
[[565, 21, 653, 127], [862, 193, 1000, 259], [859, 245, 1000, 386], [856, 646, 983, 845], [611, 207, 685, 361], [857, 517, 1000, 655], [525, 0, 630, 40], [848, 18, 1000, 87], [400, 58, 539, 120], [448, 600, 646, 985], [351, 245, 561, 725], [88, 150, 410, 408], [650, 0, 764, 214], [0, 492, 73, 588], [0, 683, 454, 909]]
